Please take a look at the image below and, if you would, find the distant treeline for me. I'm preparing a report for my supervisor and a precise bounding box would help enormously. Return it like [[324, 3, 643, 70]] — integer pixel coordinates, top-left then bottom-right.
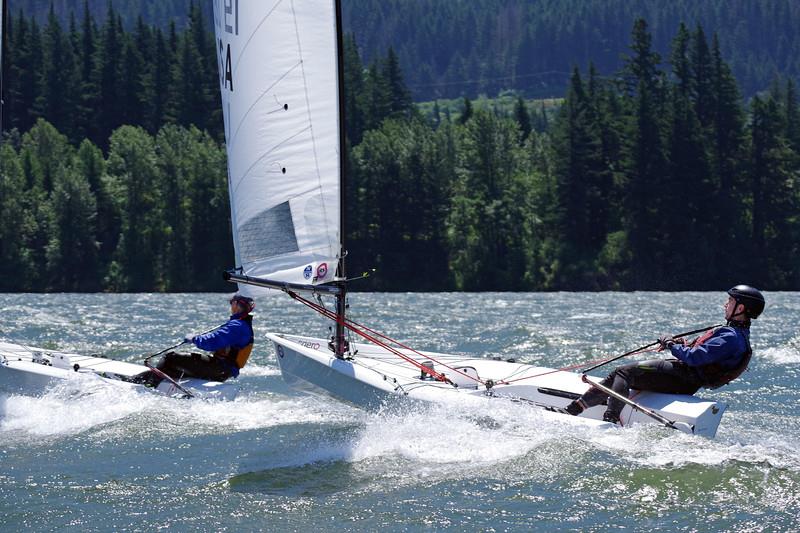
[[15, 0, 800, 101], [2, 3, 222, 148], [7, 0, 212, 31], [347, 0, 800, 100], [345, 19, 800, 291], [2, 11, 800, 291], [0, 122, 231, 291]]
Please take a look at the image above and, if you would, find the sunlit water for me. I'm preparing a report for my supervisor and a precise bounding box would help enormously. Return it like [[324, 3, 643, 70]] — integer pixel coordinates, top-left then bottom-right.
[[1, 292, 799, 531]]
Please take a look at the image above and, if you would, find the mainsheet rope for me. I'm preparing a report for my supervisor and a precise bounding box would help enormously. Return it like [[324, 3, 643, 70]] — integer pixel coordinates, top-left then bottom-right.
[[496, 346, 661, 384], [287, 291, 659, 388]]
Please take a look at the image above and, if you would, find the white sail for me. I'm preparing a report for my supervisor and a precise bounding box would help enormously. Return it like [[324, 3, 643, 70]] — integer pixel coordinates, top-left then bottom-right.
[[213, 0, 342, 292]]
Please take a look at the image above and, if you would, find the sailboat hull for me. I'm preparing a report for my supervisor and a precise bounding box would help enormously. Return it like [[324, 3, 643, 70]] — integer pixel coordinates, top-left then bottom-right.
[[0, 341, 239, 400], [268, 333, 727, 437], [274, 336, 402, 409]]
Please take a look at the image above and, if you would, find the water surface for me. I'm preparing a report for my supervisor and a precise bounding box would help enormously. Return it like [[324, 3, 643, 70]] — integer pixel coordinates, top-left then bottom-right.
[[1, 292, 798, 531]]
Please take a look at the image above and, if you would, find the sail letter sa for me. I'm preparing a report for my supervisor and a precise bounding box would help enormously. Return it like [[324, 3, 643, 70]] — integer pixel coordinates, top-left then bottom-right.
[[216, 0, 238, 92]]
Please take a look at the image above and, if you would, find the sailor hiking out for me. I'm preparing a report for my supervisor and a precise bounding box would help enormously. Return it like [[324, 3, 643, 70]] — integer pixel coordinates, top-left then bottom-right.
[[138, 295, 255, 387], [563, 285, 765, 424]]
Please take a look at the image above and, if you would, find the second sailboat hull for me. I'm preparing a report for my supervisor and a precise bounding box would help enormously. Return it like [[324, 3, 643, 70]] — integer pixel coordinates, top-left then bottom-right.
[[268, 333, 727, 437]]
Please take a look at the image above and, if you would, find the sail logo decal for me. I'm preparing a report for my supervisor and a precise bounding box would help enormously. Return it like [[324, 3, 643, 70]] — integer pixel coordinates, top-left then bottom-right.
[[297, 341, 320, 350], [316, 263, 328, 279], [303, 265, 313, 279]]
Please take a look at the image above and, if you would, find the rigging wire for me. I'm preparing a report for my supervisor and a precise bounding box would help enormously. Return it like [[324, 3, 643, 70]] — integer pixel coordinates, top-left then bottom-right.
[[289, 290, 473, 386], [287, 290, 702, 390], [287, 290, 659, 388], [495, 346, 660, 385]]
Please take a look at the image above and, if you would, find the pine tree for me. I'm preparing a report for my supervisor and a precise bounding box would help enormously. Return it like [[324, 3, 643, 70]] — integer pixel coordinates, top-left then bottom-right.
[[622, 18, 669, 288], [383, 47, 413, 119], [18, 118, 72, 193], [749, 93, 798, 287], [514, 95, 532, 142], [709, 33, 748, 278], [105, 126, 165, 291], [92, 3, 124, 148], [0, 144, 37, 290], [459, 96, 473, 124], [119, 35, 145, 127], [8, 15, 43, 134], [142, 28, 175, 133], [46, 163, 100, 291], [173, 8, 211, 131], [550, 67, 610, 287], [350, 118, 454, 289], [690, 25, 714, 130], [36, 8, 79, 142], [75, 138, 117, 273], [76, 0, 98, 142], [448, 108, 527, 289], [342, 33, 367, 145], [664, 23, 714, 286]]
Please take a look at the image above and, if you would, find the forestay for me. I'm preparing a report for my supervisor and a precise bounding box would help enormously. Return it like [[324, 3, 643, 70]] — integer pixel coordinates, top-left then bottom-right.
[[213, 0, 342, 291]]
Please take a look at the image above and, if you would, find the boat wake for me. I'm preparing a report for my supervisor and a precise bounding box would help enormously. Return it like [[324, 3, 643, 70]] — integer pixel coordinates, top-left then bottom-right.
[[0, 376, 361, 445], [0, 375, 153, 441], [3, 374, 797, 485], [342, 398, 800, 479]]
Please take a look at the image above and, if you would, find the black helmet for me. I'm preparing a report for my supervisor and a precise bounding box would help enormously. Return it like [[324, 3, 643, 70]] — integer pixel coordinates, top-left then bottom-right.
[[230, 294, 255, 313], [727, 285, 765, 319]]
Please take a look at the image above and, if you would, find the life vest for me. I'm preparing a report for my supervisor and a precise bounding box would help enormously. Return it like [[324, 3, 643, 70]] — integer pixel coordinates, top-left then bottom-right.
[[213, 315, 254, 369], [690, 326, 752, 389]]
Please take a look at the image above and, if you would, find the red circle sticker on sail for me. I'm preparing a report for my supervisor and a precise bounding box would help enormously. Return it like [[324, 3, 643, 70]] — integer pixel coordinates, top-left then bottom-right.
[[316, 263, 328, 278]]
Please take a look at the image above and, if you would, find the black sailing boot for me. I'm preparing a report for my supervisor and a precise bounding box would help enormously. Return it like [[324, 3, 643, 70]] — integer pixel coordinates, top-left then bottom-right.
[[566, 400, 585, 416]]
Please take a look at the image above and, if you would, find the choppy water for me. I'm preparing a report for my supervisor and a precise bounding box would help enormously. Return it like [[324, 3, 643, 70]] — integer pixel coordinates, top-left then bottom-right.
[[1, 292, 799, 531]]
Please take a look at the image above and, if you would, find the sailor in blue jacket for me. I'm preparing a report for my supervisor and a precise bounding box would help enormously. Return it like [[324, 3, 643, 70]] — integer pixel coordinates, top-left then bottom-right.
[[152, 294, 255, 383], [562, 285, 764, 424]]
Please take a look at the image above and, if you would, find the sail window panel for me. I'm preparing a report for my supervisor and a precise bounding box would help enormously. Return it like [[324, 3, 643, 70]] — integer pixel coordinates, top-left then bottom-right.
[[237, 201, 300, 267]]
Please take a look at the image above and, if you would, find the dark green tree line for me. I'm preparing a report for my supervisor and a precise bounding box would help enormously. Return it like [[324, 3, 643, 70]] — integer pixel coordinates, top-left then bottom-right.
[[2, 16, 800, 291], [0, 120, 231, 291], [3, 2, 219, 148]]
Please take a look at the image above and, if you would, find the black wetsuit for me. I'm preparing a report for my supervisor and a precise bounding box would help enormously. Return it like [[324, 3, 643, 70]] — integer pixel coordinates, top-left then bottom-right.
[[579, 322, 751, 421]]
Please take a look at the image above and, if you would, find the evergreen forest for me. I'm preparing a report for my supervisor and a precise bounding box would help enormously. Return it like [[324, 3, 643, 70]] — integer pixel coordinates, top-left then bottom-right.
[[1, 4, 800, 292], [14, 0, 800, 100]]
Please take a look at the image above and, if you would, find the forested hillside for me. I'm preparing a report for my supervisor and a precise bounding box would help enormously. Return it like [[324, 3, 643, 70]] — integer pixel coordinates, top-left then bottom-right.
[[13, 0, 800, 99], [2, 5, 800, 292]]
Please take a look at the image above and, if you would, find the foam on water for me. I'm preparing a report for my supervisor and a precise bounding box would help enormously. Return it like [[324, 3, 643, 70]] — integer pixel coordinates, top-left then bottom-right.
[[0, 373, 362, 445], [760, 344, 800, 364], [0, 375, 154, 440], [241, 364, 281, 377], [168, 392, 360, 432]]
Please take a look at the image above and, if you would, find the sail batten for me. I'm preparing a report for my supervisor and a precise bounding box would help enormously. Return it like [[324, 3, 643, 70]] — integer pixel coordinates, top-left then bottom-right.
[[214, 0, 342, 292]]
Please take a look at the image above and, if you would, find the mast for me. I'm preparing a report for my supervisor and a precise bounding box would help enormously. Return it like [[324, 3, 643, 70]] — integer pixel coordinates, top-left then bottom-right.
[[333, 0, 348, 358], [1, 0, 6, 137]]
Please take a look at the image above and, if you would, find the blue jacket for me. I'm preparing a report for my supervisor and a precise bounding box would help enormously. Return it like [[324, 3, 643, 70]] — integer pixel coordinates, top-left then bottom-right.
[[669, 326, 750, 370], [191, 313, 253, 376]]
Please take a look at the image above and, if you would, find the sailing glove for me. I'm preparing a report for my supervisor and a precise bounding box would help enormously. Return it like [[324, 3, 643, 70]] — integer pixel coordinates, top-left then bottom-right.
[[657, 335, 675, 351]]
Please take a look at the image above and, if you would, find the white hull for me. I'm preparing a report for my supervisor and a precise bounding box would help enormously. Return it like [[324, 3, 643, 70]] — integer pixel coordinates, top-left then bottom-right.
[[270, 333, 727, 437], [0, 341, 238, 401]]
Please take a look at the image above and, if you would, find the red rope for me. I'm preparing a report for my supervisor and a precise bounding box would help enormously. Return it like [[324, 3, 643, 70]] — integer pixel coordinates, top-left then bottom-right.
[[287, 290, 661, 389], [288, 291, 466, 385]]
